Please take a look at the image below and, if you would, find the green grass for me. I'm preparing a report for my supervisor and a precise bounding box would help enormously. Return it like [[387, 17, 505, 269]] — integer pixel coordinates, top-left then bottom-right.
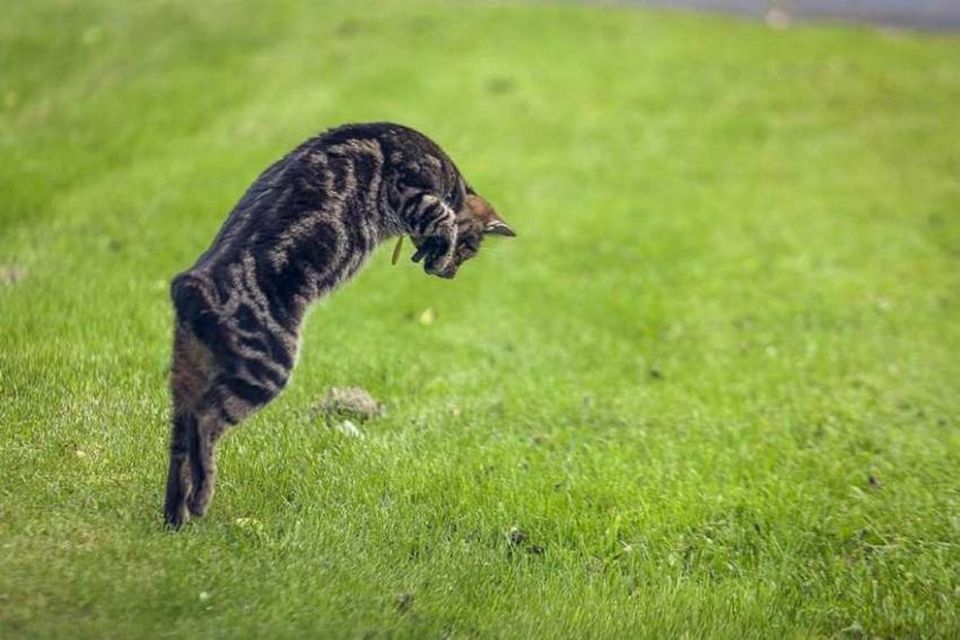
[[2, 0, 959, 637]]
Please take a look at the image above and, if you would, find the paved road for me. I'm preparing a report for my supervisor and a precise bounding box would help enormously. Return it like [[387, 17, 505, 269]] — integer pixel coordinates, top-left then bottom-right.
[[615, 0, 960, 30]]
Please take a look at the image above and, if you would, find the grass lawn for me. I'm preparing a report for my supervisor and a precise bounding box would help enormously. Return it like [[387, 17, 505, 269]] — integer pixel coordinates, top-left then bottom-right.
[[2, 1, 959, 637]]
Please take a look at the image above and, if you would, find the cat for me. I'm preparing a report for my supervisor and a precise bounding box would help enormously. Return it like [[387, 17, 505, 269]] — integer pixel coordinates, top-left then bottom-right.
[[164, 122, 515, 528]]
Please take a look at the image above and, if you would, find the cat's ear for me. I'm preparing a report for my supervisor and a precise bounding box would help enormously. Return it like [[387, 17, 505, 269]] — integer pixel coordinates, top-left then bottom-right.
[[466, 194, 516, 238], [484, 218, 516, 237]]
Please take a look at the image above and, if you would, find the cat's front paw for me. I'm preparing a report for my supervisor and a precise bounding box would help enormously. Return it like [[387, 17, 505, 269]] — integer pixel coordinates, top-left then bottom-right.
[[412, 237, 457, 279]]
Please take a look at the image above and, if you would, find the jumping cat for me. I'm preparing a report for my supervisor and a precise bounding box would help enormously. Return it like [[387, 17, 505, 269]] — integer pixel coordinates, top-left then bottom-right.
[[164, 122, 515, 528]]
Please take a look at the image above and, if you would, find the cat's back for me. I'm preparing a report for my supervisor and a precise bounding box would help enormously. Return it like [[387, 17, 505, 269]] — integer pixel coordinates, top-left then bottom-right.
[[180, 122, 458, 278], [314, 121, 444, 155], [202, 122, 426, 239], [315, 122, 463, 181]]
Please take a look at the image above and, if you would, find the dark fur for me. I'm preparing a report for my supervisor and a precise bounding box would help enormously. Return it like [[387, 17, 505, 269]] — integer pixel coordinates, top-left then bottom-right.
[[164, 123, 513, 527]]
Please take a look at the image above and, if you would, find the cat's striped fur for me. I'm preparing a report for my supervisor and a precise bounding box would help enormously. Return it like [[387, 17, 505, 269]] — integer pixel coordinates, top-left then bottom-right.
[[164, 122, 514, 528]]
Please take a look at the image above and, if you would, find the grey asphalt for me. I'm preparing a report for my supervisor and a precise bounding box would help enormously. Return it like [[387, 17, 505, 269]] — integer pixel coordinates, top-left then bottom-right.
[[613, 0, 960, 30]]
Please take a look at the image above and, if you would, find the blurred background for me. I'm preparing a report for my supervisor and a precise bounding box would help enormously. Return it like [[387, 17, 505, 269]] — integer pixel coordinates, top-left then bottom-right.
[[1, 1, 958, 637], [620, 0, 960, 29]]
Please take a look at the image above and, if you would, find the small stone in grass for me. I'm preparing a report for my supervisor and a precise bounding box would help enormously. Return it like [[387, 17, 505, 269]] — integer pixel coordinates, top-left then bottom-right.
[[333, 419, 365, 439], [396, 592, 414, 613], [233, 517, 265, 536], [508, 527, 527, 546]]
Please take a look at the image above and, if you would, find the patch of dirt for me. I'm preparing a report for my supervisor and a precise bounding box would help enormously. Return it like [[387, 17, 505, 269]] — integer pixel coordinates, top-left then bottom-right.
[[0, 265, 26, 287], [314, 386, 383, 422], [486, 77, 515, 95]]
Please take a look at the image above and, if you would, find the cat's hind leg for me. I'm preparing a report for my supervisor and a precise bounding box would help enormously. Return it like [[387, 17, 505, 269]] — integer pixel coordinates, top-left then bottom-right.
[[165, 276, 294, 524], [186, 370, 288, 519], [164, 410, 198, 528], [164, 324, 215, 528], [183, 397, 227, 519]]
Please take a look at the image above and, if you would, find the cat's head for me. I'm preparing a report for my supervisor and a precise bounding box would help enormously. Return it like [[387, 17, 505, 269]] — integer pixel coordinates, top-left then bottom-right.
[[409, 193, 515, 279], [450, 194, 515, 268]]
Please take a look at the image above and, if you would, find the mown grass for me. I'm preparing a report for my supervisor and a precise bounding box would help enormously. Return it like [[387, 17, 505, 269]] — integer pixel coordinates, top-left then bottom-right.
[[2, 1, 959, 637]]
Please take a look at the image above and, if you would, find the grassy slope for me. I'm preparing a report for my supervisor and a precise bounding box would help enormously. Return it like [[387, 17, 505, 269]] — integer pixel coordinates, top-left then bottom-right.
[[2, 1, 959, 637]]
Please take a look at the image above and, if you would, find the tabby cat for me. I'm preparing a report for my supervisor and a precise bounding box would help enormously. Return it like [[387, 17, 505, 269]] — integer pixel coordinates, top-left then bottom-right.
[[164, 122, 514, 528]]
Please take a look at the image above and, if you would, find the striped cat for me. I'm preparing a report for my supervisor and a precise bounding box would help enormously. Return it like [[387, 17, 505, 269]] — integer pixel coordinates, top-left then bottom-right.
[[164, 122, 514, 528]]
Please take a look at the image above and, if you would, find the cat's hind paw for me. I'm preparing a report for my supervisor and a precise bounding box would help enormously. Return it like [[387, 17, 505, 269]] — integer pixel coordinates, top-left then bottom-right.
[[164, 500, 190, 530]]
